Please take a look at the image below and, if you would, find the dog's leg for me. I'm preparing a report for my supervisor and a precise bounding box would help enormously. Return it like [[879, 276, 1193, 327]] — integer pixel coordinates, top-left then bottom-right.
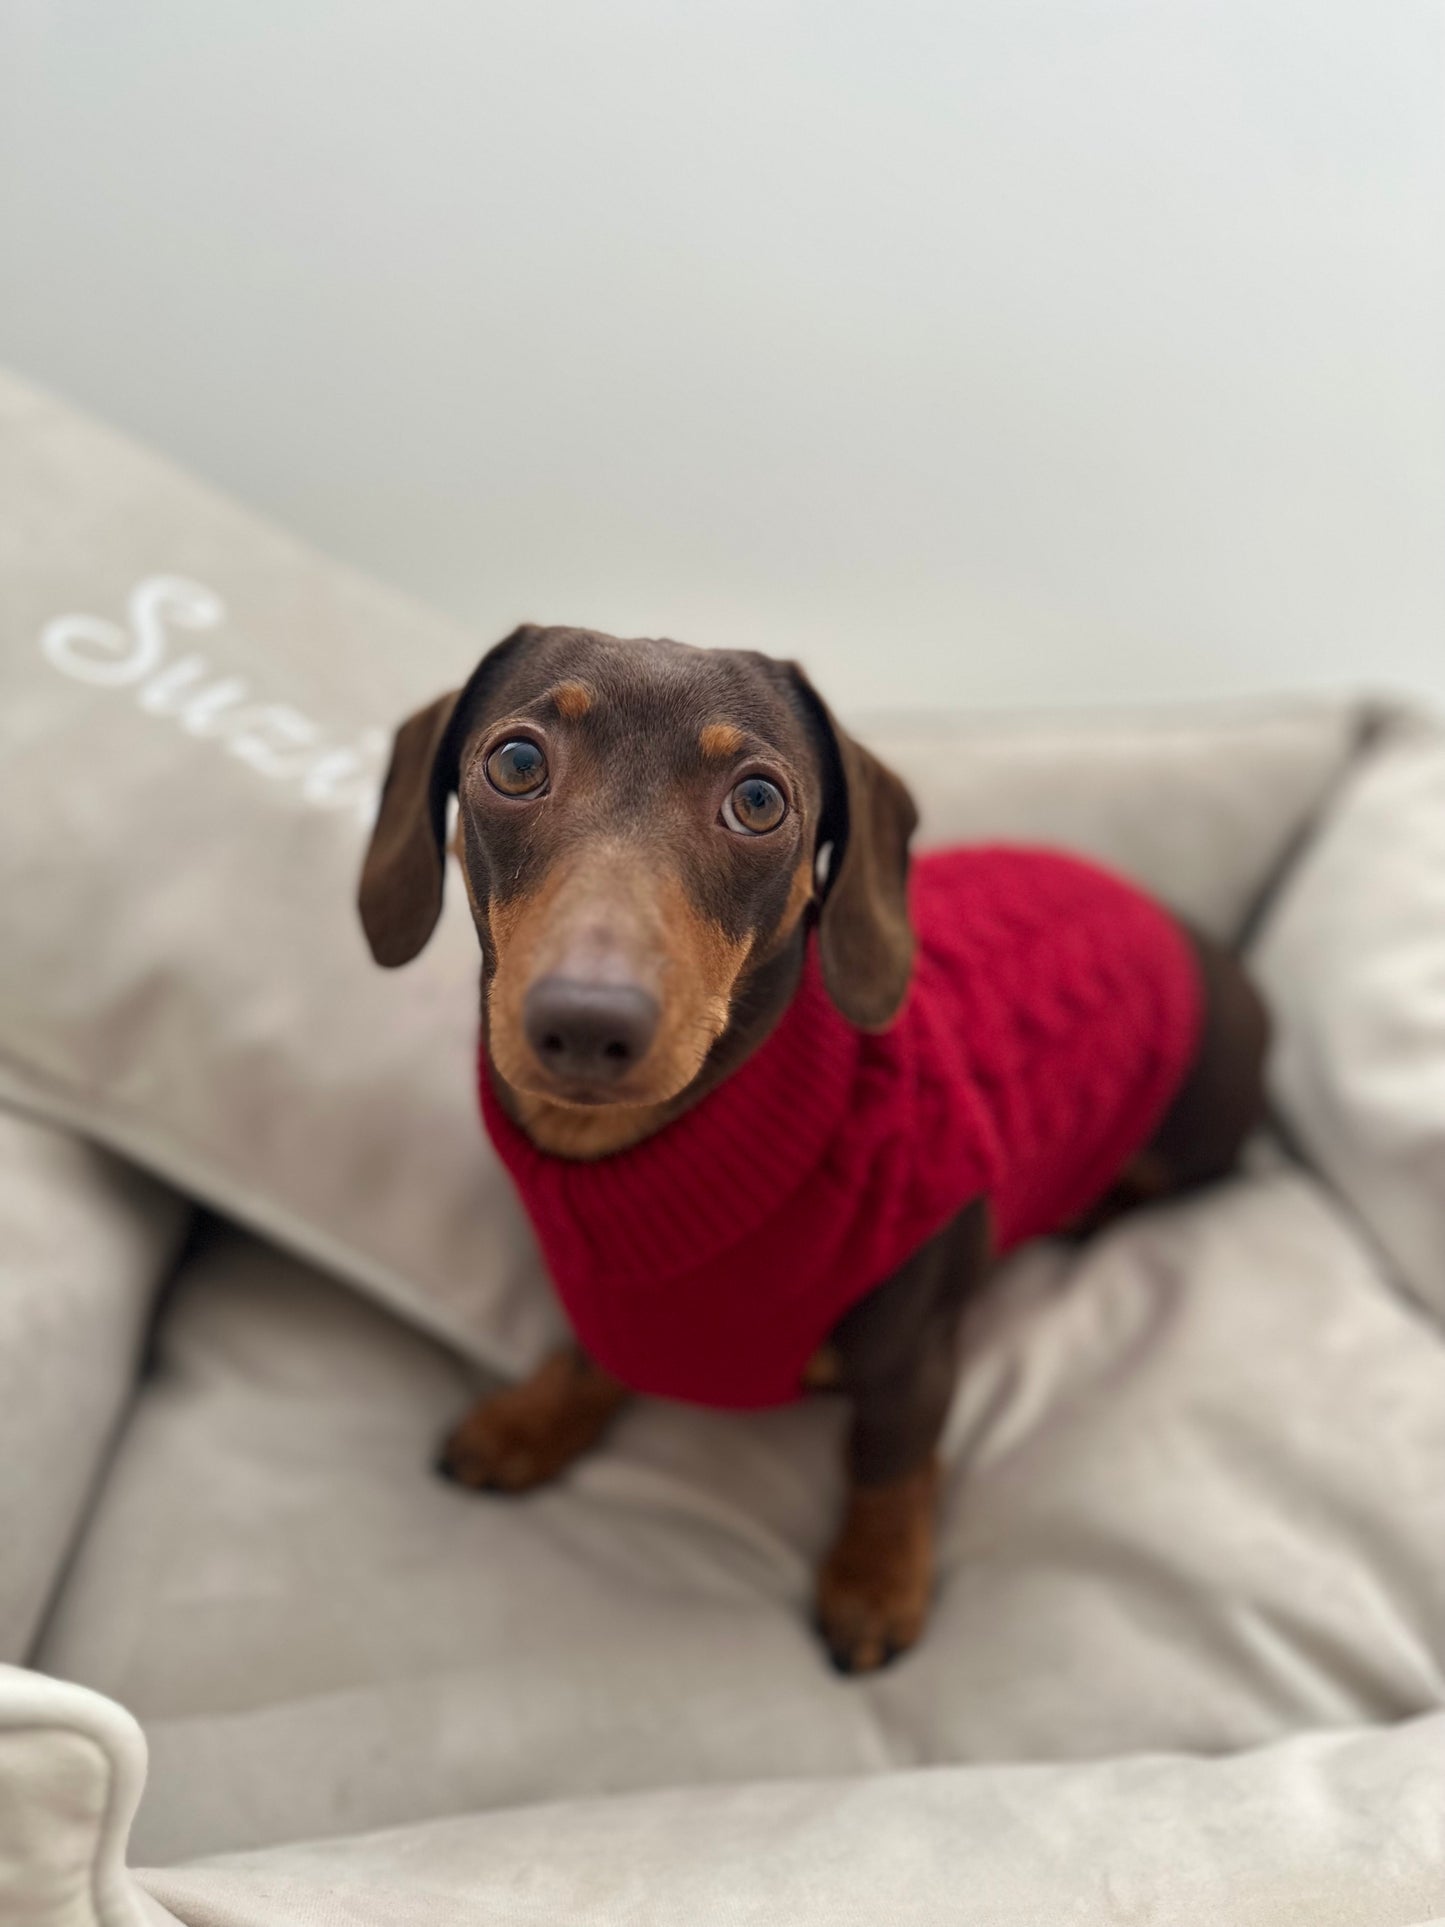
[[815, 1201, 989, 1674], [437, 1344, 631, 1492]]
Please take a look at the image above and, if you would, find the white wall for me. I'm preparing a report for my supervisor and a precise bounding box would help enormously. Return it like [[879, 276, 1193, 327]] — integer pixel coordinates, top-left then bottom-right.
[[2, 2, 1441, 713]]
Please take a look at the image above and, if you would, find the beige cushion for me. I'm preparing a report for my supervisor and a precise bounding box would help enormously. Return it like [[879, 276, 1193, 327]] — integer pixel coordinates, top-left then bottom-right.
[[0, 365, 542, 1371], [33, 1153, 1445, 1865], [0, 366, 1369, 1378], [0, 1111, 188, 1662], [1252, 717, 1445, 1322], [868, 701, 1370, 937]]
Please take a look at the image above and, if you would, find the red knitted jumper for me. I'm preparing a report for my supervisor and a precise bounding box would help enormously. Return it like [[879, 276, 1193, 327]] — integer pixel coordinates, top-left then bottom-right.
[[479, 846, 1202, 1410]]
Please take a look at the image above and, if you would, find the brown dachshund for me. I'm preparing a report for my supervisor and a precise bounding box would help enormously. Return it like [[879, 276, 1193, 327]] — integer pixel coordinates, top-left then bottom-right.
[[359, 624, 1269, 1673]]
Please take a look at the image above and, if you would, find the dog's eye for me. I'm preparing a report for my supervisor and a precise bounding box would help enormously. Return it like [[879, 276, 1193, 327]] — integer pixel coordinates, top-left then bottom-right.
[[486, 739, 548, 797], [722, 776, 787, 835]]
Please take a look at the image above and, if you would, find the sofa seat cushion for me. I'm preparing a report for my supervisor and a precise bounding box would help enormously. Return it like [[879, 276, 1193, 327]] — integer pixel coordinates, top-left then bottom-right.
[[33, 1150, 1445, 1863], [0, 1110, 188, 1663]]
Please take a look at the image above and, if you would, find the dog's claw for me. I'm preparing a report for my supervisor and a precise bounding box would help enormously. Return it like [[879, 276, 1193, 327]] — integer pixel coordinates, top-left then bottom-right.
[[824, 1631, 901, 1675], [821, 1629, 913, 1675], [814, 1563, 928, 1674], [435, 1434, 537, 1493], [435, 1457, 508, 1494]]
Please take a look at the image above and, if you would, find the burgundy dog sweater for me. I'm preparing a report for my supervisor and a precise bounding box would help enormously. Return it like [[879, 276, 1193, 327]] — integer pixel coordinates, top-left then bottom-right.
[[480, 846, 1202, 1409]]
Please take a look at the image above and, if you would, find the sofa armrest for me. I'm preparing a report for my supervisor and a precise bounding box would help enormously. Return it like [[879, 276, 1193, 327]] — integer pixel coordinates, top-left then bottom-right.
[[136, 1714, 1445, 1927], [0, 1110, 189, 1661], [0, 1665, 176, 1927]]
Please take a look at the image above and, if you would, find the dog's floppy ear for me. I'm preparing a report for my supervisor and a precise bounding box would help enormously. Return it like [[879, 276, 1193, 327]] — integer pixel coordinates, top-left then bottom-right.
[[788, 666, 918, 1030], [358, 626, 534, 966]]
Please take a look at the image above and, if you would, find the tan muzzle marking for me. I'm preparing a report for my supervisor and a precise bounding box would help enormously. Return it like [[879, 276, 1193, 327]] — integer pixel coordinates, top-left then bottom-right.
[[486, 847, 752, 1111]]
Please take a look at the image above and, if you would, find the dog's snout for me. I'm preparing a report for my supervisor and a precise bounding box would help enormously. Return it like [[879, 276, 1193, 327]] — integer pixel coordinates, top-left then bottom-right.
[[523, 977, 661, 1085]]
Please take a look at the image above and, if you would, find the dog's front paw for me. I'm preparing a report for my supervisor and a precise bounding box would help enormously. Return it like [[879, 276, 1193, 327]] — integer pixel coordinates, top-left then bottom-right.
[[436, 1394, 570, 1492], [814, 1557, 930, 1675], [434, 1348, 630, 1493], [814, 1461, 938, 1674]]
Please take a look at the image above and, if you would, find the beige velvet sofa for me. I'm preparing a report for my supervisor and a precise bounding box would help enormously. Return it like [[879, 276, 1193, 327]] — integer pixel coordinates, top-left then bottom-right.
[[2, 369, 1443, 1925]]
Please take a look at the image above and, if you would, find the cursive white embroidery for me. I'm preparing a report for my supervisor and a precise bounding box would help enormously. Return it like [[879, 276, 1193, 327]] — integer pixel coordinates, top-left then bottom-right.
[[39, 575, 386, 824]]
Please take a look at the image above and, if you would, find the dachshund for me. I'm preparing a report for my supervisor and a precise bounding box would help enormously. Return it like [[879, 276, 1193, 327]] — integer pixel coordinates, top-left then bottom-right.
[[359, 624, 1269, 1673]]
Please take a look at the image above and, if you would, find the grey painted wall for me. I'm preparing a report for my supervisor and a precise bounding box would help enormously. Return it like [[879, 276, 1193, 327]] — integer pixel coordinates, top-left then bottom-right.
[[2, 2, 1441, 712]]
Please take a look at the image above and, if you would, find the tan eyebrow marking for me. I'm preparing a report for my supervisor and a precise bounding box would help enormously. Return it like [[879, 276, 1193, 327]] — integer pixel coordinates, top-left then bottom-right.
[[699, 722, 746, 759], [550, 681, 594, 719]]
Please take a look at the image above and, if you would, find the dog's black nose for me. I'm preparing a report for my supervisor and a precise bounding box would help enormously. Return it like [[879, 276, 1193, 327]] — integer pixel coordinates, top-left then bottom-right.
[[523, 977, 661, 1084]]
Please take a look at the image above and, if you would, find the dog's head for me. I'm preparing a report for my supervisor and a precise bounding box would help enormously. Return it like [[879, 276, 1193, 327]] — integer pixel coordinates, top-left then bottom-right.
[[359, 625, 917, 1124]]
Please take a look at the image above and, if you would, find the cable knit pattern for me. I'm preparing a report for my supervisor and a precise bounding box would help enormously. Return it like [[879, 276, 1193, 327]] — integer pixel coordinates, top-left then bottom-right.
[[480, 847, 1202, 1409]]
